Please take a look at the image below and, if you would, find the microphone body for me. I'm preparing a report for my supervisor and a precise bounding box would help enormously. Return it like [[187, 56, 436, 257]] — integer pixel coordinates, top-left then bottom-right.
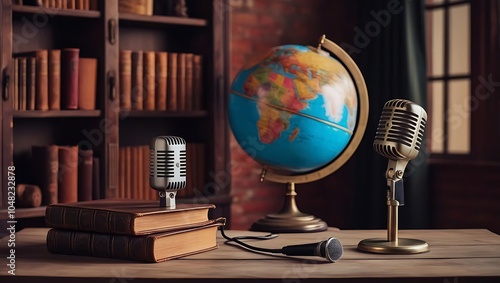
[[150, 136, 187, 208], [281, 237, 343, 263], [373, 99, 427, 182]]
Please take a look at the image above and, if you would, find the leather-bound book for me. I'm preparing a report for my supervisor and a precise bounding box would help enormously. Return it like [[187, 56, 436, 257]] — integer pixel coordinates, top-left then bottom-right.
[[61, 48, 80, 110], [119, 50, 132, 110], [185, 53, 194, 110], [193, 55, 203, 110], [177, 53, 186, 111], [19, 57, 27, 111], [143, 51, 155, 110], [78, 149, 93, 201], [46, 218, 224, 263], [155, 52, 167, 111], [45, 198, 217, 235], [78, 58, 97, 110], [48, 49, 61, 110], [131, 51, 143, 110], [31, 145, 58, 205], [36, 49, 49, 110], [167, 52, 177, 110], [26, 57, 36, 110], [92, 157, 100, 200], [58, 146, 79, 203]]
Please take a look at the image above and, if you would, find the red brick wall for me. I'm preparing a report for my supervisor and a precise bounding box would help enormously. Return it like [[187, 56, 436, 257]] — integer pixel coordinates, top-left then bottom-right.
[[229, 0, 358, 230]]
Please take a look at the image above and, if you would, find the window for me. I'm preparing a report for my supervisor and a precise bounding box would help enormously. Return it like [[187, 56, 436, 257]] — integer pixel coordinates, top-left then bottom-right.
[[425, 0, 471, 155]]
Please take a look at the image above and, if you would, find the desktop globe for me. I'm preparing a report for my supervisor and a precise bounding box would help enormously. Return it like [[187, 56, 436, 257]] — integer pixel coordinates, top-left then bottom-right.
[[229, 35, 369, 232]]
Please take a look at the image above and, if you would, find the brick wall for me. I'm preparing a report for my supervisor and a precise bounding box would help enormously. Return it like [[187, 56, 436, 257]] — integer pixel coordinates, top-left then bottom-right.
[[228, 0, 359, 230]]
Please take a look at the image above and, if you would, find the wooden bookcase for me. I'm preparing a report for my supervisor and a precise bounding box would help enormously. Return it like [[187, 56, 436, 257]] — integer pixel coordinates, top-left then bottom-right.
[[0, 0, 231, 230]]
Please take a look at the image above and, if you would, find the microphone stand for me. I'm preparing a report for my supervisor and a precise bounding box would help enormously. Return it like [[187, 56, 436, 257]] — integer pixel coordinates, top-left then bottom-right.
[[357, 161, 430, 254]]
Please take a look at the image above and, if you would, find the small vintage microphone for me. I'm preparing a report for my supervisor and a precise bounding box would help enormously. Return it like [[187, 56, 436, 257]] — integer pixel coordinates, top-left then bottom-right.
[[219, 228, 343, 262], [358, 99, 430, 254], [150, 136, 187, 208]]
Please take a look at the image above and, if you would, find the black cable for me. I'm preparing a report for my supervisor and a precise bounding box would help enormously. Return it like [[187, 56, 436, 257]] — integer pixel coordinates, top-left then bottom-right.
[[219, 226, 282, 254]]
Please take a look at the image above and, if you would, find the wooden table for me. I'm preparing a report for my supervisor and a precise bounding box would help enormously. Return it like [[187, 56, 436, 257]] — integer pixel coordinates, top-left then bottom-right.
[[1, 228, 500, 282]]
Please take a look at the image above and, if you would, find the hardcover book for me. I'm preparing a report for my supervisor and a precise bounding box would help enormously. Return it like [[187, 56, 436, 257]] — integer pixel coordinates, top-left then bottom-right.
[[46, 218, 225, 263], [45, 198, 216, 235], [61, 48, 80, 110]]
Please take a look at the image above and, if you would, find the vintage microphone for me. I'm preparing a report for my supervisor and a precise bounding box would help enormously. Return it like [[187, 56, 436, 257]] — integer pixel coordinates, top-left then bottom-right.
[[220, 228, 343, 263], [358, 99, 430, 254], [149, 136, 187, 208]]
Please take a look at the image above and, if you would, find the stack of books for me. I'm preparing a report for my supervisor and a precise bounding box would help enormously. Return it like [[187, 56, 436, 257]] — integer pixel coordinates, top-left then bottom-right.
[[45, 198, 224, 262]]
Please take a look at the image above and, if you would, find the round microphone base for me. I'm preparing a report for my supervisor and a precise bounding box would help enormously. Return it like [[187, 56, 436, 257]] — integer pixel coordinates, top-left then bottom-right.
[[357, 238, 430, 254]]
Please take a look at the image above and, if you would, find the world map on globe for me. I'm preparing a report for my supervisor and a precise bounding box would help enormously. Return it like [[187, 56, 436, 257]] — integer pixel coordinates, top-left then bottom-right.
[[229, 44, 358, 174]]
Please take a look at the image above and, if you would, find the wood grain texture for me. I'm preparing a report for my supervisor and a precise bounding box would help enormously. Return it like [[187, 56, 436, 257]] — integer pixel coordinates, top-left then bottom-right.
[[1, 228, 499, 282]]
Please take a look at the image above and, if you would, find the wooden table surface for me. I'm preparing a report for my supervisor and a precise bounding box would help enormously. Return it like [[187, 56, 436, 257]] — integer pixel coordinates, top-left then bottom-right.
[[1, 228, 500, 282]]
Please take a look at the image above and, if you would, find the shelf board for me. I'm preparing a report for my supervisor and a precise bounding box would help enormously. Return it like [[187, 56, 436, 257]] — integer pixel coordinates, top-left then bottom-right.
[[13, 110, 102, 118], [119, 13, 207, 27], [0, 206, 46, 220], [121, 110, 208, 118], [12, 5, 101, 18]]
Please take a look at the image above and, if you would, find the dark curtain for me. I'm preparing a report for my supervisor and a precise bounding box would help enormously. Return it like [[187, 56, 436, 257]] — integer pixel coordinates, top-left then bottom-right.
[[351, 0, 429, 229]]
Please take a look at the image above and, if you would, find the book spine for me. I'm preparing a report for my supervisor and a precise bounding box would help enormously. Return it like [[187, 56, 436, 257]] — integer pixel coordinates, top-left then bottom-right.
[[177, 53, 186, 111], [193, 55, 203, 110], [78, 58, 97, 110], [35, 50, 49, 110], [167, 52, 177, 110], [131, 51, 143, 110], [13, 58, 18, 110], [61, 48, 80, 110], [78, 149, 93, 201], [27, 57, 36, 110], [45, 206, 134, 235], [48, 49, 61, 110], [31, 145, 58, 205], [57, 146, 78, 203], [143, 51, 156, 110], [155, 52, 167, 111], [185, 53, 194, 111], [119, 50, 132, 110], [20, 57, 27, 111], [46, 229, 153, 262]]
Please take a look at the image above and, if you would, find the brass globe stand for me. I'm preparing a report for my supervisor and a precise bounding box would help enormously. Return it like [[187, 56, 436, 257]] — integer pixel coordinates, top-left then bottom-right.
[[251, 181, 328, 233], [250, 35, 369, 233]]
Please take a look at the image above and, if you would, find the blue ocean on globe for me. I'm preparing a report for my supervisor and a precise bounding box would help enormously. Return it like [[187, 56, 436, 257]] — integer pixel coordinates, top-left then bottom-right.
[[229, 44, 358, 174]]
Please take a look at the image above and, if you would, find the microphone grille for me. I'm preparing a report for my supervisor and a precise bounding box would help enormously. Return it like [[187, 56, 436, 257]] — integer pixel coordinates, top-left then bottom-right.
[[150, 136, 187, 191], [373, 99, 427, 160], [324, 237, 343, 263]]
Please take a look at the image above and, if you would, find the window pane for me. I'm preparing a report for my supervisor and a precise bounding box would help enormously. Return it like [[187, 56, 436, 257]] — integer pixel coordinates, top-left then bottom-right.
[[447, 79, 471, 154], [429, 9, 444, 77], [449, 4, 470, 75], [430, 81, 445, 153]]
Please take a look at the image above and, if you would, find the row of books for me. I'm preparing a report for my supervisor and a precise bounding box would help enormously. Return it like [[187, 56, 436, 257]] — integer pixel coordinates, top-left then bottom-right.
[[44, 199, 224, 262], [118, 143, 206, 200], [14, 0, 98, 11], [119, 50, 204, 112], [12, 49, 97, 111], [30, 145, 99, 206]]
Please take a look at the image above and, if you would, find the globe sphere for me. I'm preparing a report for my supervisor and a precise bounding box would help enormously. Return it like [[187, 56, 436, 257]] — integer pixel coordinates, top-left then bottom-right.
[[229, 44, 358, 174]]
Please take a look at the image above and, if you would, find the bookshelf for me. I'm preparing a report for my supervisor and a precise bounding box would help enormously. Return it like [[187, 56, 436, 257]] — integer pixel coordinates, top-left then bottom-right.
[[0, 0, 231, 229]]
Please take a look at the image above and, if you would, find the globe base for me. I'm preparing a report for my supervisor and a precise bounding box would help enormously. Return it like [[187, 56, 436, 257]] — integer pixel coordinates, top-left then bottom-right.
[[250, 182, 328, 233], [250, 213, 328, 233]]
